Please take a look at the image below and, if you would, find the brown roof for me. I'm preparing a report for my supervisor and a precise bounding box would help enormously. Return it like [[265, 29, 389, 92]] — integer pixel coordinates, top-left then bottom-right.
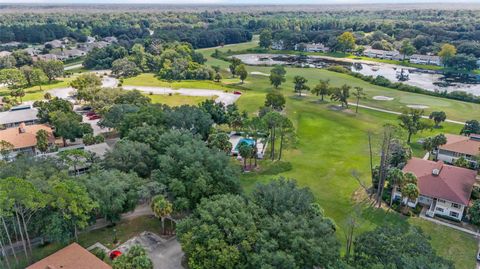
[[439, 134, 480, 156], [0, 124, 54, 150], [403, 158, 477, 205], [26, 243, 111, 269]]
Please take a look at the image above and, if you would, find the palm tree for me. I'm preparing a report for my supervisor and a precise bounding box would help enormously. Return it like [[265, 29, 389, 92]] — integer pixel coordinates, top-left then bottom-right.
[[400, 172, 418, 208], [151, 195, 173, 235], [386, 168, 405, 208], [238, 142, 253, 170], [402, 183, 419, 208]]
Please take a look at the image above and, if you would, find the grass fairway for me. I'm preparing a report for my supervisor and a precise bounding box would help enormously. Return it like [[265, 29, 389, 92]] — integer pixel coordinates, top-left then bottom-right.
[[198, 40, 478, 269], [148, 93, 216, 106], [0, 77, 74, 102]]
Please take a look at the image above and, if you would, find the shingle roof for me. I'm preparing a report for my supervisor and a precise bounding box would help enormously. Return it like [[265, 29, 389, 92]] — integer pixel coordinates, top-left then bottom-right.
[[439, 134, 480, 156], [26, 243, 111, 269], [0, 107, 38, 125], [0, 124, 54, 149], [403, 158, 477, 205]]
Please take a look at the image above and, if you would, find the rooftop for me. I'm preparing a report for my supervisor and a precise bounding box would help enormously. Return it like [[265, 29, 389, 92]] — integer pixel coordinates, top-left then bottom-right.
[[439, 133, 480, 156], [403, 158, 477, 205], [0, 106, 38, 125], [26, 243, 111, 269], [0, 123, 54, 150]]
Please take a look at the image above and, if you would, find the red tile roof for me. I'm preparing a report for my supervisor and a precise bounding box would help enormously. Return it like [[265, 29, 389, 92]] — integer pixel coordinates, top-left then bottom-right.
[[439, 134, 480, 156], [0, 124, 54, 150], [26, 243, 111, 269], [403, 158, 477, 205]]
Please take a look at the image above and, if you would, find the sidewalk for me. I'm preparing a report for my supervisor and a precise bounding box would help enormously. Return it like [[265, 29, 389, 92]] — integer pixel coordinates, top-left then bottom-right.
[[419, 208, 479, 237]]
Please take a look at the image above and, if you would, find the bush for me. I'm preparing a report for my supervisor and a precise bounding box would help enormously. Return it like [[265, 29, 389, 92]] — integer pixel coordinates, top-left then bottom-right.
[[90, 247, 106, 260], [260, 161, 293, 175]]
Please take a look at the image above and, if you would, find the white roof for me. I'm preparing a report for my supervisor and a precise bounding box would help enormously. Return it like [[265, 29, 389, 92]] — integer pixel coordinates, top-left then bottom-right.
[[0, 51, 12, 57], [0, 106, 38, 125]]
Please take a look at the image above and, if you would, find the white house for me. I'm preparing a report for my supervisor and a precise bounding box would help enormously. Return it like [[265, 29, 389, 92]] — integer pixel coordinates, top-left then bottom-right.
[[392, 158, 477, 221], [0, 51, 12, 57], [436, 134, 480, 168], [0, 104, 39, 128], [295, 43, 330, 53], [409, 54, 442, 66], [44, 40, 63, 49], [363, 47, 403, 60]]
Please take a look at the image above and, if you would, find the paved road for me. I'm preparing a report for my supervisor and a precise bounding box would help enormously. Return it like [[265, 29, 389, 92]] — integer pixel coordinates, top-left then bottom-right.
[[348, 102, 465, 125], [123, 85, 240, 105]]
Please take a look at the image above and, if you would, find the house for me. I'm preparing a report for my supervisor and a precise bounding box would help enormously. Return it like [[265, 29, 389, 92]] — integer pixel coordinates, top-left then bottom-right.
[[1, 41, 21, 47], [0, 51, 12, 57], [393, 158, 477, 221], [436, 134, 480, 168], [36, 53, 58, 61], [26, 243, 111, 269], [363, 47, 403, 60], [24, 47, 40, 56], [271, 40, 285, 50], [295, 43, 330, 53], [0, 123, 55, 158], [52, 48, 87, 60], [103, 36, 118, 43], [44, 39, 63, 49], [409, 54, 442, 66], [0, 104, 39, 128], [86, 36, 96, 43]]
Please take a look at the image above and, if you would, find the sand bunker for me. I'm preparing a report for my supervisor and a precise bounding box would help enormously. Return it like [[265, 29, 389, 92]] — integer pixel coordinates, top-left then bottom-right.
[[407, 104, 429, 109], [373, 96, 394, 101], [250, 71, 269, 76]]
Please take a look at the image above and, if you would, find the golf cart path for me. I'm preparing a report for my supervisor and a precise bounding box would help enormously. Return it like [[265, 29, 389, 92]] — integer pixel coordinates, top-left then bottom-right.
[[48, 76, 240, 105], [348, 102, 465, 125]]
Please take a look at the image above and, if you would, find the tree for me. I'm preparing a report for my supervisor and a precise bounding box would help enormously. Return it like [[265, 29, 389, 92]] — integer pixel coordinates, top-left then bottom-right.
[[468, 200, 480, 226], [0, 140, 14, 161], [151, 195, 172, 235], [81, 170, 141, 224], [34, 60, 63, 82], [263, 111, 283, 160], [112, 58, 140, 78], [403, 182, 419, 205], [264, 91, 286, 110], [293, 75, 309, 97], [214, 72, 222, 82], [336, 32, 356, 52], [235, 64, 248, 83], [21, 66, 46, 88], [386, 168, 404, 207], [58, 149, 93, 176], [269, 65, 286, 88], [104, 140, 157, 178], [238, 141, 254, 170], [244, 117, 265, 167], [99, 104, 140, 129], [399, 39, 416, 61], [70, 73, 102, 102], [429, 111, 447, 128], [353, 225, 454, 269], [34, 97, 73, 123], [422, 134, 447, 160], [259, 29, 273, 49], [460, 120, 480, 136], [199, 99, 228, 125], [113, 245, 153, 269], [352, 86, 366, 113], [164, 105, 214, 140], [438, 43, 457, 66], [130, 43, 147, 72], [0, 68, 26, 89], [454, 156, 470, 168], [330, 84, 350, 108], [49, 111, 88, 146], [35, 129, 50, 153], [398, 109, 430, 143], [277, 115, 295, 160], [207, 132, 232, 153], [229, 57, 241, 77], [311, 79, 331, 101]]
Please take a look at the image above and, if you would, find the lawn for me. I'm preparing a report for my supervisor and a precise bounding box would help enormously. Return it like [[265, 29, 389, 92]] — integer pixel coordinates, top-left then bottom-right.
[[0, 77, 75, 102], [147, 93, 216, 106], [200, 40, 478, 269]]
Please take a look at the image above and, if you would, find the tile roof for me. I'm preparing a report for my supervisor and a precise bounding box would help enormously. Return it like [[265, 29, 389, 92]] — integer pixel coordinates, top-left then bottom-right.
[[439, 134, 480, 156], [0, 124, 54, 149], [26, 243, 111, 269], [403, 158, 477, 205]]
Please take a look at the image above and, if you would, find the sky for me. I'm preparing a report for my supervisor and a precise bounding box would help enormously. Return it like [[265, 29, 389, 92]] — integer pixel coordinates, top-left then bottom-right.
[[0, 0, 477, 4]]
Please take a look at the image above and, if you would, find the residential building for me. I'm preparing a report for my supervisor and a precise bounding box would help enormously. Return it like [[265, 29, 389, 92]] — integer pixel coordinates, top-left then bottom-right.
[[44, 39, 63, 49], [24, 47, 40, 56], [363, 47, 403, 60], [103, 36, 118, 43], [409, 54, 442, 66], [393, 158, 477, 221], [295, 43, 330, 53], [26, 243, 111, 269], [271, 40, 285, 50], [52, 48, 87, 60], [0, 104, 39, 128], [86, 36, 96, 43], [36, 53, 58, 61], [436, 134, 480, 168], [0, 123, 55, 158]]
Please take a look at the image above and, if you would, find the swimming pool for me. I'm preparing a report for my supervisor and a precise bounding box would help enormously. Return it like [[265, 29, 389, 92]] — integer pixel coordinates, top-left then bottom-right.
[[234, 138, 256, 151]]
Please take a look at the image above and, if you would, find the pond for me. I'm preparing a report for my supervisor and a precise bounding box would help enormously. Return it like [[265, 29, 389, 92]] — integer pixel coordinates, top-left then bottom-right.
[[233, 54, 480, 96]]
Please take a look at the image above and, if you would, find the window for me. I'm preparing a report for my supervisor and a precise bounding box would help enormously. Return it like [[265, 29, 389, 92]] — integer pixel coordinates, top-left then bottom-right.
[[451, 203, 460, 209], [450, 211, 459, 218], [437, 199, 446, 203], [435, 207, 444, 212]]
